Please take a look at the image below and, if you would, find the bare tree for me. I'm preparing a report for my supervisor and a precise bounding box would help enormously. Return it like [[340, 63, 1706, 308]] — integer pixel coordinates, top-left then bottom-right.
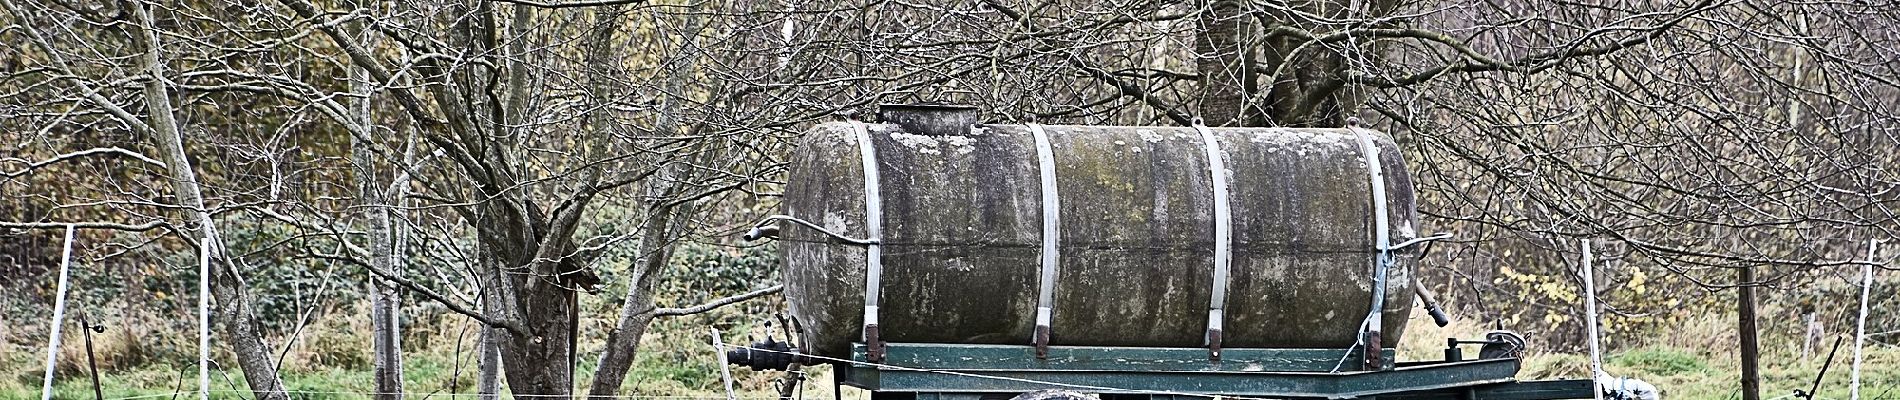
[[5, 1, 1896, 400], [2, 1, 294, 398], [349, 21, 411, 395]]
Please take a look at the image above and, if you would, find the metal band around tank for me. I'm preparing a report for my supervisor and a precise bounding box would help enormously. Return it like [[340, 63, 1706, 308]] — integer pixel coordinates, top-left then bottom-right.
[[850, 120, 886, 360], [1349, 123, 1393, 370], [1191, 121, 1232, 359], [1027, 123, 1061, 355]]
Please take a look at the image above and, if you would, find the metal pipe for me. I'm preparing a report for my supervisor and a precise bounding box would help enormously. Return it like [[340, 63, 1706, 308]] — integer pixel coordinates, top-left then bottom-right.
[[1413, 274, 1450, 327], [744, 215, 878, 245], [1390, 233, 1452, 251], [1411, 235, 1452, 327]]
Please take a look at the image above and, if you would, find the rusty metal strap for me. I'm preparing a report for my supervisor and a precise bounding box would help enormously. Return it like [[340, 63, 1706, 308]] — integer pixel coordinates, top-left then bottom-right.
[[1028, 123, 1061, 357], [851, 120, 887, 361], [1192, 121, 1232, 359]]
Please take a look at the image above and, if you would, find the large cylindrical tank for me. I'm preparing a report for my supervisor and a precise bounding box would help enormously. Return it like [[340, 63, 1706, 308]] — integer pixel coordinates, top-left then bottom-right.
[[779, 113, 1419, 359]]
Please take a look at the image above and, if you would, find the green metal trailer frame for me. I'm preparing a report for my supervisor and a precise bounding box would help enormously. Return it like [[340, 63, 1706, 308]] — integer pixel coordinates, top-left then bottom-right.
[[835, 343, 1594, 400]]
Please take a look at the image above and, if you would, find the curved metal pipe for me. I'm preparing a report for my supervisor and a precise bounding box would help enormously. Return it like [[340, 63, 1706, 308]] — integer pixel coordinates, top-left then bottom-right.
[[743, 214, 879, 246]]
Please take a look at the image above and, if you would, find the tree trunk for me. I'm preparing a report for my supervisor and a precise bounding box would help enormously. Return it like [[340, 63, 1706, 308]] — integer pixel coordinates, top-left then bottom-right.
[[360, 139, 406, 399], [476, 233, 504, 400], [134, 4, 287, 399], [481, 2, 591, 396], [494, 248, 581, 396], [1239, 0, 1404, 127], [1195, 0, 1251, 127], [465, 193, 586, 397], [350, 22, 406, 398], [587, 8, 711, 393], [477, 324, 502, 400], [589, 199, 688, 398], [589, 284, 659, 399], [371, 280, 404, 399]]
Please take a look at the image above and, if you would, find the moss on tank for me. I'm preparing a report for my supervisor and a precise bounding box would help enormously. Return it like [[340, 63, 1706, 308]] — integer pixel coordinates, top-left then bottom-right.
[[780, 122, 1419, 358]]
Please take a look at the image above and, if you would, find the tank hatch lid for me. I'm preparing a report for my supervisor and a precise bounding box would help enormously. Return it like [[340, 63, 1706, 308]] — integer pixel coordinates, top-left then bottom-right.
[[877, 103, 980, 136]]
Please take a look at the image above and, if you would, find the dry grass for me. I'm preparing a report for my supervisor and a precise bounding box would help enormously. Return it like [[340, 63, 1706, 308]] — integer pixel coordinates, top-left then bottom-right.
[[278, 306, 374, 372], [46, 315, 154, 376]]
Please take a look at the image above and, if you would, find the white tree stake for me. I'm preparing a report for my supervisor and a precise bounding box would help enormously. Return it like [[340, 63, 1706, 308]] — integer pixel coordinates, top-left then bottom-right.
[[1851, 239, 1878, 400], [39, 225, 77, 400], [712, 328, 737, 400], [1582, 239, 1604, 400], [199, 238, 212, 400]]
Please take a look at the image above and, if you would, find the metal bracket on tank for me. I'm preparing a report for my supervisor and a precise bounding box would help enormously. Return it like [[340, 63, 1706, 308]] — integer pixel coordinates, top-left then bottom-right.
[[1207, 322, 1224, 362], [1027, 122, 1062, 360], [864, 323, 886, 363], [1346, 118, 1393, 372], [850, 118, 889, 364], [1191, 119, 1233, 362]]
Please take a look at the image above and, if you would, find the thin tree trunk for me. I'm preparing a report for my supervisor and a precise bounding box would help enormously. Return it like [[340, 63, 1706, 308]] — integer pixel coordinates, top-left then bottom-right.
[[588, 275, 659, 399], [588, 10, 710, 394], [589, 199, 687, 398], [371, 280, 404, 399], [134, 3, 287, 399], [353, 28, 406, 396]]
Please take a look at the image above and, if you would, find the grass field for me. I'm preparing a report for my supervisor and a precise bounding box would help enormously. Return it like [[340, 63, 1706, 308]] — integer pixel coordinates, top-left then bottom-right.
[[5, 308, 1896, 399], [1401, 309, 1900, 400]]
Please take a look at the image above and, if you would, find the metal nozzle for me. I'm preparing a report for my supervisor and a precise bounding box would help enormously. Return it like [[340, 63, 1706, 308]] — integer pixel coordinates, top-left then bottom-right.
[[744, 225, 780, 241]]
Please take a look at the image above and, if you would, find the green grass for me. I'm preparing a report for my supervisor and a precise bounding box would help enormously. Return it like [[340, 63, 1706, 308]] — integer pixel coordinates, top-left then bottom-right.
[[6, 307, 1899, 400], [1611, 347, 1710, 376], [1400, 308, 1900, 400], [0, 313, 808, 400], [2, 354, 480, 399]]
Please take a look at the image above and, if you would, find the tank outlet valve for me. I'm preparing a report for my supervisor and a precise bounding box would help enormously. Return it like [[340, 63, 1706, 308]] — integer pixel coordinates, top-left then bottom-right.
[[725, 337, 805, 371], [743, 225, 780, 241]]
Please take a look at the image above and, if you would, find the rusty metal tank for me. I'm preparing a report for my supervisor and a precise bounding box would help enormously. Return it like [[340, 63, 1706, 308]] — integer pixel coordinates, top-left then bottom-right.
[[777, 106, 1419, 359]]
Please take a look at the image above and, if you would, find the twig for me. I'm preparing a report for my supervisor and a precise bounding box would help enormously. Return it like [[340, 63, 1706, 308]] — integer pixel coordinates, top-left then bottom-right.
[[255, 208, 527, 336], [656, 285, 784, 316], [2, 147, 167, 178], [0, 221, 168, 232]]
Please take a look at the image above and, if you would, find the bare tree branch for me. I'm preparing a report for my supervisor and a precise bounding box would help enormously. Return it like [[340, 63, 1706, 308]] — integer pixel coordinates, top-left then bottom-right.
[[0, 221, 169, 232], [1, 147, 168, 178], [655, 285, 784, 317]]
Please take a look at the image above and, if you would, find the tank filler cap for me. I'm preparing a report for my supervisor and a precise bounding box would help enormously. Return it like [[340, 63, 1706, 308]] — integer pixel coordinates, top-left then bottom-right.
[[877, 103, 980, 136]]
